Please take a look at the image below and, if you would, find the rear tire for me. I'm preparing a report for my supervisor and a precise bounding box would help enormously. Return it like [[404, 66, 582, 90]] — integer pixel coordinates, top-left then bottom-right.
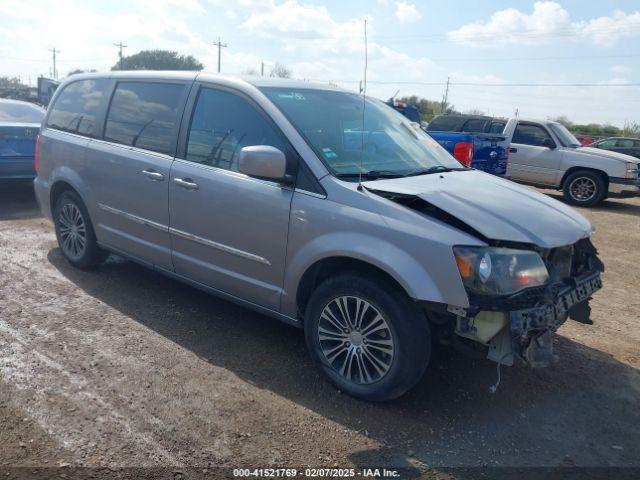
[[53, 191, 108, 268], [304, 274, 431, 401], [562, 170, 606, 207]]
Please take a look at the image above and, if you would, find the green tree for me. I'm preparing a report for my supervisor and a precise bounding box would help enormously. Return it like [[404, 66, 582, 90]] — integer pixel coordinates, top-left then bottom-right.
[[397, 95, 458, 122], [269, 63, 292, 78], [111, 50, 204, 71]]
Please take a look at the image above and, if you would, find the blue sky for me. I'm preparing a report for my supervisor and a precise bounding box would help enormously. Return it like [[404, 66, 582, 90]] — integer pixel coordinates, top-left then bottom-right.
[[0, 0, 638, 125]]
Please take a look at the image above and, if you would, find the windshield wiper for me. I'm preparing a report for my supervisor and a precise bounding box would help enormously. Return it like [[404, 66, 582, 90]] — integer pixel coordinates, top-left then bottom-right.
[[404, 165, 468, 176], [335, 170, 405, 179]]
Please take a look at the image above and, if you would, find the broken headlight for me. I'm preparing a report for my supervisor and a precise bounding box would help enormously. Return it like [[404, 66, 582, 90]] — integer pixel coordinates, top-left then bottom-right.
[[453, 246, 549, 296]]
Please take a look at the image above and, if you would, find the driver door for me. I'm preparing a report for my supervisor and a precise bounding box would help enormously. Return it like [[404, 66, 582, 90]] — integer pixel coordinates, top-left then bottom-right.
[[508, 121, 563, 185]]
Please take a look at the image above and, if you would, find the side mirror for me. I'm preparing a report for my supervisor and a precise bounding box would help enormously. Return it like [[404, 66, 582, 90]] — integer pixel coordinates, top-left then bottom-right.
[[542, 138, 556, 149], [238, 145, 292, 183]]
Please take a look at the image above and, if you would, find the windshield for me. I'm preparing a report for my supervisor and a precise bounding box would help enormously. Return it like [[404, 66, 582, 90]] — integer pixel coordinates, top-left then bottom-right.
[[0, 101, 45, 123], [260, 87, 462, 177], [549, 123, 580, 147]]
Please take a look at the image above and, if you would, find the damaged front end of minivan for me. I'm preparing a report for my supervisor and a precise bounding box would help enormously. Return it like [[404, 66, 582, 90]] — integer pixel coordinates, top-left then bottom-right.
[[368, 188, 604, 371]]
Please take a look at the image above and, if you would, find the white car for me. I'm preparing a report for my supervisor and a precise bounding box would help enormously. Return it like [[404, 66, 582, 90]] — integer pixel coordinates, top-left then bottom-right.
[[503, 118, 640, 206]]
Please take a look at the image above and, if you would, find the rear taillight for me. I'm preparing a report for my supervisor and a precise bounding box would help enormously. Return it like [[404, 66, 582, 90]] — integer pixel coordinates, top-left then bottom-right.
[[453, 141, 473, 166], [34, 134, 40, 173]]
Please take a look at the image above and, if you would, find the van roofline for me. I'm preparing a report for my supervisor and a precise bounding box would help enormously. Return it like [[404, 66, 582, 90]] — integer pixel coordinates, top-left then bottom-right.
[[60, 70, 348, 92]]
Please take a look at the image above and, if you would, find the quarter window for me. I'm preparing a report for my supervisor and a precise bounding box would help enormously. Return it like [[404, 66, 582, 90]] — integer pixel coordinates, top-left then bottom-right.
[[46, 79, 109, 137], [104, 82, 185, 155], [512, 123, 553, 147], [185, 87, 286, 171]]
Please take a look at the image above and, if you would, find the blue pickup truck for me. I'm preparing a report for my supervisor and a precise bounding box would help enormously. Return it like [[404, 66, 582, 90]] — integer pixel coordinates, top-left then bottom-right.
[[391, 109, 510, 177]]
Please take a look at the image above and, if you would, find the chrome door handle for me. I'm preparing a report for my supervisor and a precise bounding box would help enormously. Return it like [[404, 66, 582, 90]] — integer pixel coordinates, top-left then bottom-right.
[[142, 169, 165, 181], [174, 177, 199, 190]]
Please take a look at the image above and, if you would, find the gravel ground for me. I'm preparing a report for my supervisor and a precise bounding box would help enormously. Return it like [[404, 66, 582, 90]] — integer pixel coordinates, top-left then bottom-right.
[[0, 182, 639, 478]]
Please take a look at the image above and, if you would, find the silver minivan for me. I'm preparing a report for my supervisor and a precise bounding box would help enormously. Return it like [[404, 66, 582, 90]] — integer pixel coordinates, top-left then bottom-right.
[[34, 72, 604, 400]]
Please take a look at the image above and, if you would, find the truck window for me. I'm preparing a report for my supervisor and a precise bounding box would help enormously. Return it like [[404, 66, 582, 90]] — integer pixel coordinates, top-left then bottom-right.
[[461, 118, 487, 133], [426, 116, 465, 132], [488, 121, 505, 134], [104, 82, 185, 155], [46, 79, 110, 137], [512, 123, 554, 147]]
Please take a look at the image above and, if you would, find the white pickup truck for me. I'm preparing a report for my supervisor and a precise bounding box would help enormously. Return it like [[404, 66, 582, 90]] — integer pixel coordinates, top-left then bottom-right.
[[503, 118, 640, 206]]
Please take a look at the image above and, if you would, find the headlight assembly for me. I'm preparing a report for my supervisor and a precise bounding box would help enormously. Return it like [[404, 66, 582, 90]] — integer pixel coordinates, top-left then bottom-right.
[[453, 246, 549, 296]]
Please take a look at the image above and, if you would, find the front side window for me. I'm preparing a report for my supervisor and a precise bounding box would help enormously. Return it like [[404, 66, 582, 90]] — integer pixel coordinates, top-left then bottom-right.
[[186, 87, 286, 171], [0, 101, 45, 123], [104, 82, 184, 155], [46, 79, 109, 137], [548, 123, 580, 147], [261, 87, 460, 177], [512, 123, 554, 147], [596, 139, 616, 149]]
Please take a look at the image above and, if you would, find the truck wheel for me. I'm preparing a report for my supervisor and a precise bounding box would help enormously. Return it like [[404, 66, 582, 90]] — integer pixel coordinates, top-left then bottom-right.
[[53, 191, 108, 269], [304, 274, 430, 401], [563, 170, 606, 207]]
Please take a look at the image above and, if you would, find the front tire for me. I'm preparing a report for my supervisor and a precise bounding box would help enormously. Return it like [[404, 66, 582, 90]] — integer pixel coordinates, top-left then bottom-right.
[[53, 191, 108, 268], [304, 274, 431, 401], [563, 170, 606, 207]]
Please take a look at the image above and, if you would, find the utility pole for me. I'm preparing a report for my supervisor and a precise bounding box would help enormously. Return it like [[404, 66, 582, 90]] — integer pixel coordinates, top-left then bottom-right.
[[261, 61, 264, 77], [441, 76, 450, 113], [515, 107, 519, 118], [49, 47, 60, 80], [212, 37, 227, 73], [114, 42, 128, 69]]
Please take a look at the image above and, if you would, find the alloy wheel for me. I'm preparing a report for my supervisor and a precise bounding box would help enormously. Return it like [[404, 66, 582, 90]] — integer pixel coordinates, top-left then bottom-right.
[[58, 203, 87, 259], [317, 296, 395, 385], [569, 177, 597, 202]]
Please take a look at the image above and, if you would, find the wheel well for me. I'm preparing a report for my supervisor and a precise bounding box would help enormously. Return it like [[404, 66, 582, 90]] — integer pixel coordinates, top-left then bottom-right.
[[296, 257, 407, 317], [560, 167, 609, 190], [50, 181, 79, 211]]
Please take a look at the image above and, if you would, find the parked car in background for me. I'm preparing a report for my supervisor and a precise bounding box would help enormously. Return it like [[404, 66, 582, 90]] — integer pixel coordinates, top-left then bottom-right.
[[0, 98, 45, 181], [590, 137, 640, 159], [422, 114, 509, 176], [35, 72, 604, 401], [503, 118, 640, 206]]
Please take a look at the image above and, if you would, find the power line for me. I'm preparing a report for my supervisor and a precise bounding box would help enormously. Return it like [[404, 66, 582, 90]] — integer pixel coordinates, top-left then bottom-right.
[[313, 79, 640, 87], [212, 36, 228, 73]]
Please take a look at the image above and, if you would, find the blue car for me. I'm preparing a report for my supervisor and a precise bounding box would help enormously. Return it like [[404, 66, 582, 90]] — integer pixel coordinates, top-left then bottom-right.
[[0, 99, 45, 181]]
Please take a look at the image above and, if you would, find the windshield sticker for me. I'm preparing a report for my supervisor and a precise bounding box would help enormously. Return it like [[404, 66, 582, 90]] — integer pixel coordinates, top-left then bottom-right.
[[277, 92, 306, 101], [322, 148, 337, 159]]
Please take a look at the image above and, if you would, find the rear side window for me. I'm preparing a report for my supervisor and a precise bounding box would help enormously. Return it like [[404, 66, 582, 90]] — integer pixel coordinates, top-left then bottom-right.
[[616, 139, 634, 148], [512, 123, 553, 147], [488, 121, 505, 134], [104, 82, 185, 155], [462, 118, 487, 133], [185, 87, 286, 171], [46, 79, 109, 137]]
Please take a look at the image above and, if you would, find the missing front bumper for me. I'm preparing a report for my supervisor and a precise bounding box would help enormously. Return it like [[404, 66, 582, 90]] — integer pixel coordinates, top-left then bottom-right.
[[498, 272, 601, 367], [459, 271, 603, 368]]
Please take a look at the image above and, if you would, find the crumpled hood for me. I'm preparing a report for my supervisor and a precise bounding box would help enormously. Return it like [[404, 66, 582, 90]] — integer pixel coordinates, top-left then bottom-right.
[[363, 170, 593, 248], [578, 146, 640, 164]]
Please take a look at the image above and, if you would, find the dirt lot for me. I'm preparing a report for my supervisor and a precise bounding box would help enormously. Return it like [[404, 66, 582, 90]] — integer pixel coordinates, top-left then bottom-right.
[[0, 181, 639, 477]]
